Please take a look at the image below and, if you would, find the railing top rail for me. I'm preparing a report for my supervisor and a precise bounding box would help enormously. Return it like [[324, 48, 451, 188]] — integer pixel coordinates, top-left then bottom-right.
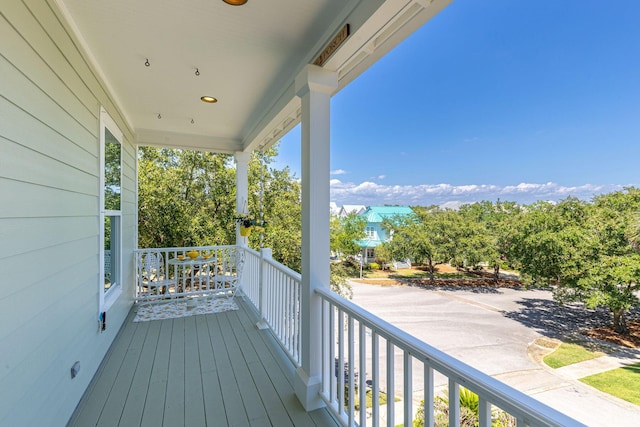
[[135, 244, 237, 253], [316, 287, 585, 427], [263, 257, 301, 281]]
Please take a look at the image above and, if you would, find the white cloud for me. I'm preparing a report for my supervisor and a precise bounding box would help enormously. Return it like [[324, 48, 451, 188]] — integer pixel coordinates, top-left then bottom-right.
[[330, 180, 630, 207], [330, 169, 348, 175], [378, 175, 386, 180]]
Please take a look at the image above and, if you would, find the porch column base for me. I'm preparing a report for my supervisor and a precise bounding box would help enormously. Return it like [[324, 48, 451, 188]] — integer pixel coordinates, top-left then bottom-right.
[[294, 367, 324, 411], [256, 320, 269, 330]]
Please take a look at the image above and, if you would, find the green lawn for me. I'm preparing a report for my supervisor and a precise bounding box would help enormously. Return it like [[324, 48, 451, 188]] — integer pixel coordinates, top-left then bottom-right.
[[543, 342, 604, 368], [580, 363, 640, 406]]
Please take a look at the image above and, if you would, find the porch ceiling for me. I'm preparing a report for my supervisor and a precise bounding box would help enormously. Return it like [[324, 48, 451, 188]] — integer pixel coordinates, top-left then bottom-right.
[[56, 0, 452, 153]]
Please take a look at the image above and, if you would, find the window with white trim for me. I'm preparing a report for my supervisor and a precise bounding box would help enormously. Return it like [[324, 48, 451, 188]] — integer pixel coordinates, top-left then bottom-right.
[[100, 108, 123, 311], [365, 226, 375, 239]]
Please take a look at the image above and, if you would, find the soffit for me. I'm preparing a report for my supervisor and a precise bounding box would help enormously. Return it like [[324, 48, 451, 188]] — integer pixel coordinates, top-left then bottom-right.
[[56, 0, 453, 153]]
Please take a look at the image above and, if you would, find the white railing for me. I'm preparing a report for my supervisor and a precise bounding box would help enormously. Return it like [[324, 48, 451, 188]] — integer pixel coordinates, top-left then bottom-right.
[[241, 246, 261, 308], [134, 246, 582, 426], [316, 287, 585, 427], [255, 250, 302, 366], [135, 244, 302, 365], [134, 245, 241, 302]]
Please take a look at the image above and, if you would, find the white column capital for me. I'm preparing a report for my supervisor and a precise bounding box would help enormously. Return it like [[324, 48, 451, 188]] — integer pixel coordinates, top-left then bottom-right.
[[234, 151, 251, 165], [295, 65, 338, 98]]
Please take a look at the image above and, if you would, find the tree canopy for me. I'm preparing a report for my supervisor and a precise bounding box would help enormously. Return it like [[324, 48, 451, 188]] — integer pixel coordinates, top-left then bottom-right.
[[137, 145, 302, 270], [138, 150, 640, 331]]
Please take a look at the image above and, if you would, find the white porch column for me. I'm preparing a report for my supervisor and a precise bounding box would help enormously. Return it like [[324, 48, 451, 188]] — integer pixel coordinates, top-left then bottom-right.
[[294, 65, 337, 410], [235, 151, 250, 246]]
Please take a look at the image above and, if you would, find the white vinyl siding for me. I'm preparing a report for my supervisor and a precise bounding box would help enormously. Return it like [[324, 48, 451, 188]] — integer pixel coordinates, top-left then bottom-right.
[[0, 2, 135, 426]]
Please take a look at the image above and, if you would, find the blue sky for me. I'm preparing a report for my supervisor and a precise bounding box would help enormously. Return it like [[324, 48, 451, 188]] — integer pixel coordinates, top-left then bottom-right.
[[274, 0, 640, 208]]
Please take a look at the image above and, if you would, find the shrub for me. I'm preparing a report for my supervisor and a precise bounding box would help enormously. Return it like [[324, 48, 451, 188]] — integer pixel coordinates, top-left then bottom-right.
[[413, 388, 516, 427], [368, 262, 381, 270]]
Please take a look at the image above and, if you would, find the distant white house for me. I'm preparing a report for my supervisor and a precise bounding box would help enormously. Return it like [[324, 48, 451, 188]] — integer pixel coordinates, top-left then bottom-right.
[[338, 204, 366, 217], [330, 202, 341, 217]]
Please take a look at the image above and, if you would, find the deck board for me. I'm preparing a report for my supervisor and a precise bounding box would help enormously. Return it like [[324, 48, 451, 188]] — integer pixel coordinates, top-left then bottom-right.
[[141, 319, 172, 427], [67, 298, 337, 427], [119, 320, 160, 426]]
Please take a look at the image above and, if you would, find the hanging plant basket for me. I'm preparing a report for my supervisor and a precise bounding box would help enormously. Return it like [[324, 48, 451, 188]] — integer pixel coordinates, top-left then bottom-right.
[[240, 225, 252, 237]]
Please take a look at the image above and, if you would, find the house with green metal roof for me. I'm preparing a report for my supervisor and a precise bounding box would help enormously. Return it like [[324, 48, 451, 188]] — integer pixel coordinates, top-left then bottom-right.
[[355, 206, 414, 264]]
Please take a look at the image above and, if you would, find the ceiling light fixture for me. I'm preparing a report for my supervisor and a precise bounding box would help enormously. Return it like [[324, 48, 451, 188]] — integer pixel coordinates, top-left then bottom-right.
[[222, 0, 247, 5], [195, 68, 200, 76], [201, 96, 218, 103]]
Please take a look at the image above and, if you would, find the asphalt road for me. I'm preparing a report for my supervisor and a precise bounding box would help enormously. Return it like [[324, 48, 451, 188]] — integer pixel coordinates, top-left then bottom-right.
[[349, 280, 640, 427]]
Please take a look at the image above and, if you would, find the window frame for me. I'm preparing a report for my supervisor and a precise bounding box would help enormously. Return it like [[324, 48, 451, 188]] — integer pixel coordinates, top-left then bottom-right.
[[99, 108, 123, 312], [365, 226, 375, 239]]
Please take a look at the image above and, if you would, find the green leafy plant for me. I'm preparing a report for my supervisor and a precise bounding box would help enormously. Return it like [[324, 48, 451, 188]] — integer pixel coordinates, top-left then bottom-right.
[[413, 387, 516, 427], [235, 213, 265, 228]]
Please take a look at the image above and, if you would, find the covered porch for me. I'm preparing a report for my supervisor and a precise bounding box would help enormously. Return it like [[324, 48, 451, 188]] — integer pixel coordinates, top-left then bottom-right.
[[68, 298, 337, 427], [72, 245, 584, 426], [0, 0, 585, 425]]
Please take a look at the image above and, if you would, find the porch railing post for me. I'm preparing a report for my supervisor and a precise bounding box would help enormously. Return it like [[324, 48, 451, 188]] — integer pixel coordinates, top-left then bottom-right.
[[256, 248, 271, 329]]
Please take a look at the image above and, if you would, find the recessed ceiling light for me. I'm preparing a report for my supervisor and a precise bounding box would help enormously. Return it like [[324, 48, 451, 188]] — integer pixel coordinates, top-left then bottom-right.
[[223, 0, 247, 5], [201, 96, 218, 103]]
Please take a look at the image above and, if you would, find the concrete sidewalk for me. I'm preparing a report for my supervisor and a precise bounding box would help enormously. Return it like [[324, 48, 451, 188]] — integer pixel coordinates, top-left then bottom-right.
[[554, 348, 640, 380]]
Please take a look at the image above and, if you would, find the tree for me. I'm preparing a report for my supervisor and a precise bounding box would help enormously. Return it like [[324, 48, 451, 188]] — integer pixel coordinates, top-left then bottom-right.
[[507, 190, 640, 334], [505, 198, 591, 288], [138, 145, 303, 268], [330, 212, 366, 259], [250, 148, 303, 271], [138, 148, 236, 249], [631, 212, 640, 252], [575, 188, 640, 332], [382, 208, 448, 281]]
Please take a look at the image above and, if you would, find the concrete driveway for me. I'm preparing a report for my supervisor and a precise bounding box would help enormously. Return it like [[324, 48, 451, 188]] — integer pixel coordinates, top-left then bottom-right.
[[350, 280, 640, 427]]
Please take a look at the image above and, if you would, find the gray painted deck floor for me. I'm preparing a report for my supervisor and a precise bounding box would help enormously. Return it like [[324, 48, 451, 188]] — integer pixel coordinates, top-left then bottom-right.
[[68, 298, 337, 427]]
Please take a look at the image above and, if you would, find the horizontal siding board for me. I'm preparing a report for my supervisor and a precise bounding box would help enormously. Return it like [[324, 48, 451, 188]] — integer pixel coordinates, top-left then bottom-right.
[[0, 14, 98, 132], [0, 250, 98, 343], [4, 293, 115, 427], [0, 273, 98, 421], [27, 0, 132, 138], [0, 136, 97, 196], [0, 216, 96, 259], [0, 1, 136, 426], [0, 179, 97, 218], [0, 55, 96, 154], [0, 96, 97, 173], [0, 232, 97, 301], [0, 3, 99, 122], [0, 253, 96, 365]]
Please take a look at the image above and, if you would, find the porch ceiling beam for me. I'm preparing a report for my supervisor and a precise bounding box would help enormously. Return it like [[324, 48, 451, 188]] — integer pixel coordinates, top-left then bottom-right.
[[136, 129, 242, 154]]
